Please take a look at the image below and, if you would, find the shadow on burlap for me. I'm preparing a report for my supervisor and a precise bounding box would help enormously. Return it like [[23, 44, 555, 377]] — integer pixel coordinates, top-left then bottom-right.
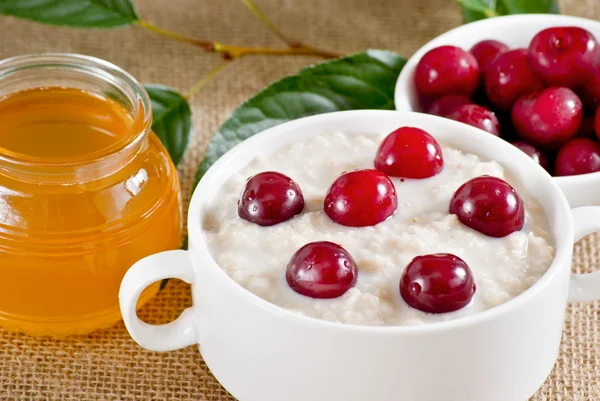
[[0, 0, 598, 399]]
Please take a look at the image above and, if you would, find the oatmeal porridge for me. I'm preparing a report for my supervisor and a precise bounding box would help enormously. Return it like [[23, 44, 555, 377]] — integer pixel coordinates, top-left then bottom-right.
[[203, 129, 554, 326]]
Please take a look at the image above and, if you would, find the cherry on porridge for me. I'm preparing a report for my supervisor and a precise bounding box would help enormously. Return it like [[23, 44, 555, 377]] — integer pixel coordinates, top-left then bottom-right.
[[208, 131, 555, 326], [555, 138, 600, 176], [446, 104, 500, 136], [286, 241, 358, 299], [325, 169, 398, 227], [450, 176, 525, 238], [415, 45, 480, 100], [511, 87, 582, 149], [528, 26, 600, 88], [400, 253, 476, 314], [238, 171, 304, 226], [374, 127, 444, 178]]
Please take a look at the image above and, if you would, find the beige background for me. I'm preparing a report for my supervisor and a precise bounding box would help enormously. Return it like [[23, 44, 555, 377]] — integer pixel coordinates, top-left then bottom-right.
[[0, 0, 599, 399]]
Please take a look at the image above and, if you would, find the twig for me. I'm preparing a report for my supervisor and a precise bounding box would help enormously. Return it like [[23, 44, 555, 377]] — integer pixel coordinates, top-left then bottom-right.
[[212, 42, 340, 59], [136, 20, 341, 59], [239, 0, 342, 57], [184, 61, 231, 99], [136, 20, 212, 50], [239, 0, 299, 47]]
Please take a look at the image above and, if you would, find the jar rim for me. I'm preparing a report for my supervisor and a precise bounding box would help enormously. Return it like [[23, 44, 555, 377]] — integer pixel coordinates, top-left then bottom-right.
[[0, 53, 152, 173]]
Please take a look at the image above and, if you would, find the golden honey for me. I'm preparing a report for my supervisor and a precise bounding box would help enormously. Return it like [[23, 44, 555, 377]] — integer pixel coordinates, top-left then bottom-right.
[[0, 55, 182, 336]]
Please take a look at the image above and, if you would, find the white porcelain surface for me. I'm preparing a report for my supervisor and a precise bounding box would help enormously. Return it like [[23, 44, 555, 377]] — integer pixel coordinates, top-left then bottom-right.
[[120, 110, 600, 401], [394, 14, 600, 208]]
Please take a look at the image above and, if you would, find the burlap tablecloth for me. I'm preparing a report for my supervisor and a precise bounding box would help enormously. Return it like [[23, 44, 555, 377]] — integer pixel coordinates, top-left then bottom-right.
[[0, 0, 599, 399]]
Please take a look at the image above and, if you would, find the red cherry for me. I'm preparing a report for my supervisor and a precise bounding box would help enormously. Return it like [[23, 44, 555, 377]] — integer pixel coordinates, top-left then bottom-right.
[[485, 49, 544, 110], [238, 171, 304, 226], [374, 127, 444, 178], [578, 66, 600, 112], [528, 26, 600, 88], [596, 105, 600, 140], [425, 94, 471, 117], [576, 116, 597, 139], [446, 104, 500, 136], [400, 253, 476, 314], [470, 39, 509, 75], [511, 87, 583, 149], [415, 45, 480, 100], [450, 176, 525, 238], [555, 138, 600, 176], [324, 169, 397, 227], [286, 241, 358, 299], [510, 140, 550, 171]]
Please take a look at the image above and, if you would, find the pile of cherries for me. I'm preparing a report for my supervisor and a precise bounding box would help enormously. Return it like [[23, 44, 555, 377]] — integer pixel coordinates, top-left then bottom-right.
[[415, 26, 600, 176], [238, 127, 525, 314]]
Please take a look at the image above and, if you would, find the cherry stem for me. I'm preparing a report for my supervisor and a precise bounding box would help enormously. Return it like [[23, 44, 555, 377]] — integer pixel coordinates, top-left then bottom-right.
[[184, 61, 231, 99], [136, 20, 341, 59]]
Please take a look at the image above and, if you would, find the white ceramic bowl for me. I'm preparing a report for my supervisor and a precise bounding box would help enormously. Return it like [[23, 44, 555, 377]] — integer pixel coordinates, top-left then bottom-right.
[[394, 14, 600, 208], [120, 110, 600, 401]]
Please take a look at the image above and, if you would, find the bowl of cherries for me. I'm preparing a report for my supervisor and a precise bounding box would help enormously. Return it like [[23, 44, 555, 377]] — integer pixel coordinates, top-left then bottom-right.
[[395, 14, 600, 208]]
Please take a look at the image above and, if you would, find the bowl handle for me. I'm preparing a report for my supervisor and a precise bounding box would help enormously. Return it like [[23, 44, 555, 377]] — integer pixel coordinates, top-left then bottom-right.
[[569, 207, 600, 302], [119, 250, 198, 351]]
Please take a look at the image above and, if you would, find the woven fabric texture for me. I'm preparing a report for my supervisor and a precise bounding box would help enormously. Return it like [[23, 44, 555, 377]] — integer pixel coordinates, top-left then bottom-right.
[[0, 0, 598, 399]]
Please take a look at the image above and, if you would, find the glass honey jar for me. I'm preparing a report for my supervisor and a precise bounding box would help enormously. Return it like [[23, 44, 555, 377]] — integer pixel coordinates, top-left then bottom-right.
[[0, 54, 182, 336]]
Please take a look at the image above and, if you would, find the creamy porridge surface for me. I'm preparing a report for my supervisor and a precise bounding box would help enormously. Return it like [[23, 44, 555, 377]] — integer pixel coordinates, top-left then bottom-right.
[[204, 131, 554, 326]]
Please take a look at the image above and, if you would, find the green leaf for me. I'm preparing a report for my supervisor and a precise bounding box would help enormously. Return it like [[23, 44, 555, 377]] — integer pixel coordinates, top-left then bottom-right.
[[145, 84, 192, 166], [501, 0, 559, 14], [146, 85, 191, 290], [195, 50, 406, 186], [460, 0, 558, 23], [459, 0, 499, 21], [459, 0, 497, 13], [0, 0, 139, 28], [460, 7, 485, 22]]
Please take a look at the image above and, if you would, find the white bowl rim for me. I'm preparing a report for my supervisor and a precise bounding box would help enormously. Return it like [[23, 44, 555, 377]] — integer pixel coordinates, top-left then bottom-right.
[[393, 13, 600, 185], [188, 110, 574, 335]]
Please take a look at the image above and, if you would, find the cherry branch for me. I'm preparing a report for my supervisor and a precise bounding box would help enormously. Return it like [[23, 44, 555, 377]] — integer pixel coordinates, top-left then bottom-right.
[[136, 21, 341, 59], [212, 42, 340, 59], [136, 20, 211, 48], [239, 0, 340, 56], [137, 1, 343, 101]]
